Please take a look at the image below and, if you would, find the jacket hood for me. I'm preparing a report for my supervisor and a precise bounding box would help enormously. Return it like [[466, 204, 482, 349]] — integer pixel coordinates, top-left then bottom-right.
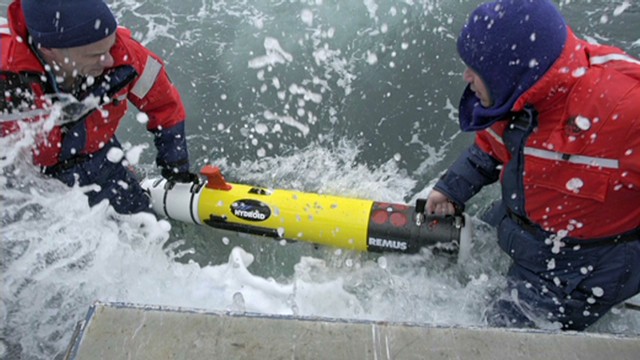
[[457, 0, 568, 131]]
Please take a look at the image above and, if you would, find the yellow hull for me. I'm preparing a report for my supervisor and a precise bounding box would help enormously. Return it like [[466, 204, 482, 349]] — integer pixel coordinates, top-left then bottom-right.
[[198, 182, 372, 251]]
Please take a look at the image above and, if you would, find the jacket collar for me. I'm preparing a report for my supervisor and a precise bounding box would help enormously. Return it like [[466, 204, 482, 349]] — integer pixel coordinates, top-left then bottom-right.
[[5, 0, 45, 73]]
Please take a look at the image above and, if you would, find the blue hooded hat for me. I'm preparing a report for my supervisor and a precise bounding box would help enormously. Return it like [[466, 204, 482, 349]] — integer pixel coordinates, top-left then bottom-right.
[[457, 0, 568, 131], [22, 0, 118, 48]]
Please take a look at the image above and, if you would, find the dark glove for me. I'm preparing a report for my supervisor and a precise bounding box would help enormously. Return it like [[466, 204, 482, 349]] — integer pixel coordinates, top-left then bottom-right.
[[161, 167, 199, 184], [153, 121, 195, 183]]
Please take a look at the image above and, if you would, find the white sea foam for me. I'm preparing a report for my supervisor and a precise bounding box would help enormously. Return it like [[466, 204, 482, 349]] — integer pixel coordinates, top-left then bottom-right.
[[3, 0, 640, 358]]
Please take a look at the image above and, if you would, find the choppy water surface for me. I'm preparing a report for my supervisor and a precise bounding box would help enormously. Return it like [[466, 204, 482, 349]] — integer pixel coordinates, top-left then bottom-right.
[[1, 0, 640, 358]]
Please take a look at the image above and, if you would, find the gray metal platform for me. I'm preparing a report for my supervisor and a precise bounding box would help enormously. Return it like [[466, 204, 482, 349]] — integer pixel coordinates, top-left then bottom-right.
[[64, 301, 640, 359]]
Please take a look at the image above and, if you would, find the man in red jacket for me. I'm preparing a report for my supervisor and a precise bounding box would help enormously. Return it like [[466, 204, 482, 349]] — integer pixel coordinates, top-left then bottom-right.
[[1, 0, 197, 214], [426, 0, 640, 330]]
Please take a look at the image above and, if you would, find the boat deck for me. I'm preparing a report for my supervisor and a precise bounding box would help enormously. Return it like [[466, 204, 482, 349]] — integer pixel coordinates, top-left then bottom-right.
[[64, 301, 640, 359]]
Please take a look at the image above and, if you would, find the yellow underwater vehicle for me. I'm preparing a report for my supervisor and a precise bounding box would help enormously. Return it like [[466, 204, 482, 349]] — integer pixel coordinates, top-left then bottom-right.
[[141, 165, 472, 256]]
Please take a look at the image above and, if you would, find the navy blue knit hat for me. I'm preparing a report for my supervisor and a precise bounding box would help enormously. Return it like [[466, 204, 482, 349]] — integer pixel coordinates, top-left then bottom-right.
[[457, 0, 567, 131], [22, 0, 117, 48]]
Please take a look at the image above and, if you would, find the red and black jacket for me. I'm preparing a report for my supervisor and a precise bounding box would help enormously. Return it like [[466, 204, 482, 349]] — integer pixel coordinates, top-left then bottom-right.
[[1, 0, 189, 171], [436, 29, 640, 240]]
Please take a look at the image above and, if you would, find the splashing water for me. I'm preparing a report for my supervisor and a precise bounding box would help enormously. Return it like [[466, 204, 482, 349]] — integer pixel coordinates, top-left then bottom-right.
[[0, 138, 506, 359], [2, 0, 640, 358]]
